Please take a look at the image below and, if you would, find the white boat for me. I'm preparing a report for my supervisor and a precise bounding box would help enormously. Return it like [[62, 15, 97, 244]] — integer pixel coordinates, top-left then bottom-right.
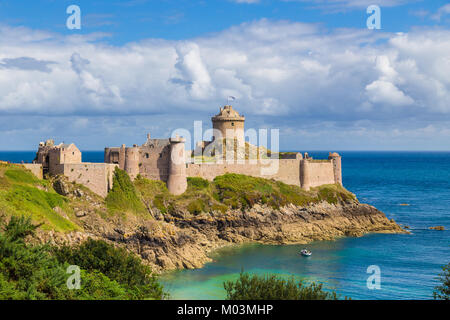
[[300, 249, 312, 256]]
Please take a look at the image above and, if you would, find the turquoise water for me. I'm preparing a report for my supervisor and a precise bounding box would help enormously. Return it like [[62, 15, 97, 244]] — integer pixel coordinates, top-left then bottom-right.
[[160, 151, 450, 300], [1, 151, 449, 299]]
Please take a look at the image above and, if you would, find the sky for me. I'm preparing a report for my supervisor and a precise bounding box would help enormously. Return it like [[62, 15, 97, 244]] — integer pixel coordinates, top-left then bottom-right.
[[0, 0, 450, 151]]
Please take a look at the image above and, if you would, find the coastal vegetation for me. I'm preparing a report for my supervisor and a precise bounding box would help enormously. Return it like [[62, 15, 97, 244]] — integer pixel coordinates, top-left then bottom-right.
[[0, 163, 400, 285], [133, 172, 356, 216], [106, 168, 146, 215], [433, 263, 450, 300], [223, 271, 342, 300], [0, 163, 78, 232], [0, 163, 356, 228], [0, 215, 165, 300]]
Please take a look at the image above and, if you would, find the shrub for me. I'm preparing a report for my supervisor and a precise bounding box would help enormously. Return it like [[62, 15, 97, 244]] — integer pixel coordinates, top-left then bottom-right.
[[53, 238, 165, 300], [134, 176, 170, 214], [73, 270, 128, 300], [187, 177, 210, 190], [106, 168, 146, 214], [0, 215, 165, 300], [224, 271, 341, 300], [434, 263, 450, 300], [187, 199, 206, 215], [0, 216, 73, 299]]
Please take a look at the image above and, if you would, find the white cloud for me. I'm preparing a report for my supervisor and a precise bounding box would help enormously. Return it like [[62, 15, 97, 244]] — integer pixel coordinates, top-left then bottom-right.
[[285, 0, 414, 11], [364, 55, 414, 107], [174, 42, 214, 100], [0, 20, 450, 149], [365, 80, 414, 107], [431, 4, 450, 21]]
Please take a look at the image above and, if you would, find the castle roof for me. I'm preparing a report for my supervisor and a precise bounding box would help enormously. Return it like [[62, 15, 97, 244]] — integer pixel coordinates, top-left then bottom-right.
[[212, 105, 245, 122]]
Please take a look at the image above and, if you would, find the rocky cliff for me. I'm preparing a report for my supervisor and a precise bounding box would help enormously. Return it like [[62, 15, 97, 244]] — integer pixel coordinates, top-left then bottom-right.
[[35, 197, 405, 273], [1, 163, 405, 273]]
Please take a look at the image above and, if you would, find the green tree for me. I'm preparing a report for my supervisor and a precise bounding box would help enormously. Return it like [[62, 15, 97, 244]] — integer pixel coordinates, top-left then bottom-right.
[[0, 215, 165, 300], [224, 271, 341, 300], [0, 216, 72, 299], [433, 263, 450, 300], [53, 238, 165, 300]]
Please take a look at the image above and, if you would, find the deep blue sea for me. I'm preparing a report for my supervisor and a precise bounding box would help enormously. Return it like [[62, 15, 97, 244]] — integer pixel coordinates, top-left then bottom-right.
[[1, 151, 449, 300]]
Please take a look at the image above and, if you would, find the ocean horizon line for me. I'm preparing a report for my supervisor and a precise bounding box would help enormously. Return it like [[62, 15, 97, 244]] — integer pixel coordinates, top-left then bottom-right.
[[1, 149, 450, 153]]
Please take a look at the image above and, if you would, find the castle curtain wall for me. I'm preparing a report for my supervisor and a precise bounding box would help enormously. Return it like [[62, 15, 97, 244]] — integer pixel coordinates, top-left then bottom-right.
[[22, 164, 43, 180], [186, 159, 302, 187], [301, 161, 336, 189], [53, 163, 118, 197], [186, 158, 338, 190]]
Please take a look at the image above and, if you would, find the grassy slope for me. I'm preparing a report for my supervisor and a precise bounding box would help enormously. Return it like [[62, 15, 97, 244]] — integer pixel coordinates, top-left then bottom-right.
[[132, 172, 357, 217], [0, 163, 79, 232], [0, 164, 356, 233]]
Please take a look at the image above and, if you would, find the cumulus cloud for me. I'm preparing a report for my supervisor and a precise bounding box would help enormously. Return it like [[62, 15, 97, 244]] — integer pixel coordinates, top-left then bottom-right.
[[365, 80, 414, 107], [70, 52, 123, 107], [365, 55, 414, 107], [173, 43, 214, 100], [0, 20, 449, 149], [0, 57, 56, 73]]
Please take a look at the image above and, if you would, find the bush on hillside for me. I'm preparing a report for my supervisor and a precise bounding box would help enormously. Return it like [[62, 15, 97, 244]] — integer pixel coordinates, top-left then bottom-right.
[[53, 238, 165, 300], [106, 168, 146, 214], [0, 215, 165, 300], [434, 263, 450, 300], [224, 271, 341, 300]]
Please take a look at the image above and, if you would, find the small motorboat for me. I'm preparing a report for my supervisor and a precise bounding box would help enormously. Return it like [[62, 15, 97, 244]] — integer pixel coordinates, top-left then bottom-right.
[[300, 249, 312, 257]]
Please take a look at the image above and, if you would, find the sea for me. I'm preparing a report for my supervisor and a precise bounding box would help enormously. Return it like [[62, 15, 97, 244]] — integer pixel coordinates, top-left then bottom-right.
[[1, 151, 449, 300]]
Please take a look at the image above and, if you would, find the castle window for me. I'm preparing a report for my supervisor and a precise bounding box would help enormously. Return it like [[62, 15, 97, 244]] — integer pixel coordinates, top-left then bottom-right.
[[145, 153, 149, 159], [231, 122, 234, 126]]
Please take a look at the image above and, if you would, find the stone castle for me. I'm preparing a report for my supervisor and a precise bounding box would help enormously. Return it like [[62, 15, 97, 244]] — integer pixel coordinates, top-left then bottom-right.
[[26, 105, 342, 197]]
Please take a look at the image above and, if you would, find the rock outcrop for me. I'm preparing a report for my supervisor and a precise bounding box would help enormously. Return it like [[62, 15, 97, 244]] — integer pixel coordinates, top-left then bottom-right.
[[36, 197, 406, 273], [429, 226, 445, 231]]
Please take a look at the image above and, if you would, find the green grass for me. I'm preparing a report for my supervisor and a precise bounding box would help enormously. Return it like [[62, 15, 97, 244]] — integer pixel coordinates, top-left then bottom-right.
[[315, 184, 356, 204], [0, 163, 79, 232], [214, 173, 318, 209], [133, 173, 356, 216], [187, 177, 210, 190], [4, 167, 40, 184], [105, 168, 147, 215], [0, 163, 355, 230]]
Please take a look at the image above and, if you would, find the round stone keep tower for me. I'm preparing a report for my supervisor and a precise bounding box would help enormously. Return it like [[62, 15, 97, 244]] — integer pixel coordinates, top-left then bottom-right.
[[167, 135, 187, 195], [211, 105, 245, 146], [328, 152, 342, 185], [124, 146, 140, 180], [300, 158, 311, 191]]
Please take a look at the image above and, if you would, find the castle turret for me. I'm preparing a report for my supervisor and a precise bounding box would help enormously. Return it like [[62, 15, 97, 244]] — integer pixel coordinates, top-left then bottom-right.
[[119, 144, 126, 170], [212, 105, 245, 146], [167, 135, 187, 195], [300, 158, 311, 191], [124, 146, 140, 180], [328, 152, 342, 185]]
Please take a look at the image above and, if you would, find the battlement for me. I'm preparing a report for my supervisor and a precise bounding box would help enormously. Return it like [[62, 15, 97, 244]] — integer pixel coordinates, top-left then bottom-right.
[[30, 105, 342, 197]]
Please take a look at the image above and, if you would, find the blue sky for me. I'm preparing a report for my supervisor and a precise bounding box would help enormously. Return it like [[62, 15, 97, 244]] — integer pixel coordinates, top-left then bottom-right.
[[1, 0, 448, 42], [0, 0, 450, 150]]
